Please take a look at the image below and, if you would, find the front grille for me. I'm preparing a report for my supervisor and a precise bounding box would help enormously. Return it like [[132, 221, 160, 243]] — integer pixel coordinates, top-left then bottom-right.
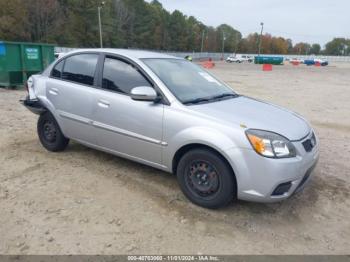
[[302, 132, 316, 152], [302, 139, 313, 152]]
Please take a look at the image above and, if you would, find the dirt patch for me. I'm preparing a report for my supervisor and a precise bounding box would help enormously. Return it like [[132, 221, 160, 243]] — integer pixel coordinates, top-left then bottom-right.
[[0, 62, 349, 254], [312, 121, 350, 133]]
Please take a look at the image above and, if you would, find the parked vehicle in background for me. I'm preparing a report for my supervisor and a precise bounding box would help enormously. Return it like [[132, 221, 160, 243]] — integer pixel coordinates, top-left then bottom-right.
[[21, 49, 319, 209], [226, 54, 253, 63], [314, 58, 328, 66], [304, 58, 328, 66], [290, 58, 304, 64]]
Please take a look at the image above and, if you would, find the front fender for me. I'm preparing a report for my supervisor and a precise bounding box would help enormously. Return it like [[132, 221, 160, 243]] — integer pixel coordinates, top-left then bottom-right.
[[163, 126, 238, 172]]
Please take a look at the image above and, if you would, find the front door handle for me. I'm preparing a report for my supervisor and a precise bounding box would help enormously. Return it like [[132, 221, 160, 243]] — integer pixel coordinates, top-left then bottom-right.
[[49, 88, 59, 95], [98, 99, 110, 108]]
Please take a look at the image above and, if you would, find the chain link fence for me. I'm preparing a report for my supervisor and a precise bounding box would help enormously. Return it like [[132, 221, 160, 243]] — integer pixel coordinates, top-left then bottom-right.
[[55, 47, 350, 63]]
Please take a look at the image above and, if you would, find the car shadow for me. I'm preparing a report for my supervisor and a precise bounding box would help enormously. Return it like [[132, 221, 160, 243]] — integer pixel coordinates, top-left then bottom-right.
[[62, 141, 348, 232]]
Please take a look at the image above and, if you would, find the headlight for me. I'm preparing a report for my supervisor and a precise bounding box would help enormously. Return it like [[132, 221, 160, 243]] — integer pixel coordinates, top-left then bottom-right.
[[245, 129, 296, 158]]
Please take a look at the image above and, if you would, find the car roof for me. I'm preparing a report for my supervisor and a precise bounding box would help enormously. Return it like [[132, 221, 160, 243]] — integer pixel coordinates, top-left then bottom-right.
[[64, 48, 180, 60]]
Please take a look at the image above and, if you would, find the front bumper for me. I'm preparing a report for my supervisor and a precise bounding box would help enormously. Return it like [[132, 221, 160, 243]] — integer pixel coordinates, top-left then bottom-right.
[[225, 132, 319, 203]]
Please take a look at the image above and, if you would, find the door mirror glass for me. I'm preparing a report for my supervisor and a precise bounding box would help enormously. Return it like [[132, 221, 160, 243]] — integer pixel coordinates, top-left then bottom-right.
[[130, 86, 158, 101]]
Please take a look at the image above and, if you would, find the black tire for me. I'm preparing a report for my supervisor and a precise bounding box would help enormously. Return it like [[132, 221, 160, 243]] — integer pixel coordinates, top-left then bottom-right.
[[37, 112, 69, 152], [176, 148, 236, 209]]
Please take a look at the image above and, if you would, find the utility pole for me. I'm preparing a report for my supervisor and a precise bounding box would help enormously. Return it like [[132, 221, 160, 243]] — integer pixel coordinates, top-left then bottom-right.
[[98, 1, 105, 48], [200, 30, 205, 53], [234, 32, 239, 54], [222, 31, 226, 59], [258, 22, 264, 56]]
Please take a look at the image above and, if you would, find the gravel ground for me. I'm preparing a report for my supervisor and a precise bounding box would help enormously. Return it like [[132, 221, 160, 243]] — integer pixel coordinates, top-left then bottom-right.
[[0, 62, 349, 254]]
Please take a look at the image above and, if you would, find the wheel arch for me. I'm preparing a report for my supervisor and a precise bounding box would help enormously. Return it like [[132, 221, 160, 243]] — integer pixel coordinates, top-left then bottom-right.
[[36, 96, 68, 138], [172, 143, 237, 192]]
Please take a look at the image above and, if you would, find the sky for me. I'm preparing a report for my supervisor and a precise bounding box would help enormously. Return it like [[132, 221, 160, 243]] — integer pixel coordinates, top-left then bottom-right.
[[151, 0, 349, 47]]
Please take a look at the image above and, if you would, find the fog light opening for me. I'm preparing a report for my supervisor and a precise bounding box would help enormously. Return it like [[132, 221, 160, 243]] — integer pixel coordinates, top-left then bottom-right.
[[272, 182, 292, 196]]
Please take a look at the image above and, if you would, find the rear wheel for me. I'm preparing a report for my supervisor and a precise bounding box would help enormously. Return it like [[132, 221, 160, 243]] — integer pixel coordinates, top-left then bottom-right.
[[37, 112, 69, 152], [176, 148, 236, 209]]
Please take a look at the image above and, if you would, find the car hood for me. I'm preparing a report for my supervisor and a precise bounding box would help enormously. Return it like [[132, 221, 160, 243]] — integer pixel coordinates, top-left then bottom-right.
[[190, 96, 310, 141]]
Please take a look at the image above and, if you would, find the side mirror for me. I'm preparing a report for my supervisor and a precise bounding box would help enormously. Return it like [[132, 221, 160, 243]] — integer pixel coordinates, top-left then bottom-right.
[[130, 86, 158, 102]]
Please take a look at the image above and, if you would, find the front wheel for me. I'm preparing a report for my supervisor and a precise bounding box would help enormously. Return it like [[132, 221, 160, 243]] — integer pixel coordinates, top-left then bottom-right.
[[176, 148, 236, 209], [37, 112, 69, 152]]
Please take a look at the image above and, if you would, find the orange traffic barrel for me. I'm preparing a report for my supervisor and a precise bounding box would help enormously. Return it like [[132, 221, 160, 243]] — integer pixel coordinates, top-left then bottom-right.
[[262, 64, 273, 71]]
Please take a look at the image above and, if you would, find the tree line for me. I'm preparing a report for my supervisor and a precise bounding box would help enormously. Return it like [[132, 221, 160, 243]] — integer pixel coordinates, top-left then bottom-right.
[[0, 0, 349, 55]]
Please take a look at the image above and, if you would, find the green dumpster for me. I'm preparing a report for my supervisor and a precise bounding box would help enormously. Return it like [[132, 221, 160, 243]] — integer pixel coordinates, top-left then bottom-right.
[[254, 56, 284, 65], [0, 41, 55, 87]]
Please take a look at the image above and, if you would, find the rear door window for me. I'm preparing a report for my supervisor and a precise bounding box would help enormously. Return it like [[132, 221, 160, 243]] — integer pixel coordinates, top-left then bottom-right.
[[51, 60, 64, 78], [62, 54, 99, 86]]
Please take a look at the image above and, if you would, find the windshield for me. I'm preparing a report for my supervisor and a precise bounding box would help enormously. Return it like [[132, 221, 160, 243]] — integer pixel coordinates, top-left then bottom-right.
[[142, 58, 237, 104]]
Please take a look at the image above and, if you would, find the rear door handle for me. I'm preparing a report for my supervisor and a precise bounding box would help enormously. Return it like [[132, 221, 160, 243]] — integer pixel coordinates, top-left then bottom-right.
[[98, 99, 110, 108], [49, 88, 59, 95]]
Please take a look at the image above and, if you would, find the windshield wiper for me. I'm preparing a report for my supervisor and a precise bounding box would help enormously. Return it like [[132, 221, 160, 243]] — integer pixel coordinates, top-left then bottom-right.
[[183, 93, 239, 105], [210, 93, 239, 100], [183, 97, 211, 105]]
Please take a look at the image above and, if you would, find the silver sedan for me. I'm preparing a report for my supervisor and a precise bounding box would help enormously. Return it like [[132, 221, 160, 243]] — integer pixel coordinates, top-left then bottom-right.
[[22, 49, 319, 209]]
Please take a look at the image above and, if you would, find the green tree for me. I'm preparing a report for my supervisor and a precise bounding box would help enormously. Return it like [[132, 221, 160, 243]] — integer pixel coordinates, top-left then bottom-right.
[[205, 27, 218, 52], [310, 43, 321, 55], [325, 38, 350, 55], [59, 0, 103, 47], [0, 0, 29, 41], [123, 0, 157, 49], [24, 0, 63, 43], [186, 16, 203, 52], [286, 39, 293, 54], [149, 0, 167, 50], [216, 24, 241, 53], [167, 10, 188, 51], [270, 37, 289, 54], [293, 42, 311, 55], [240, 33, 259, 53], [0, 0, 328, 55]]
